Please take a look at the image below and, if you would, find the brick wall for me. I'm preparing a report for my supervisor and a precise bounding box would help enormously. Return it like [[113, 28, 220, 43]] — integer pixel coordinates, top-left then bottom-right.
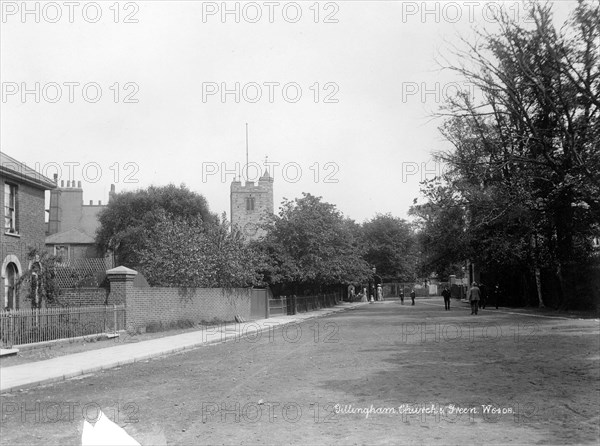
[[125, 287, 253, 330], [55, 287, 109, 306]]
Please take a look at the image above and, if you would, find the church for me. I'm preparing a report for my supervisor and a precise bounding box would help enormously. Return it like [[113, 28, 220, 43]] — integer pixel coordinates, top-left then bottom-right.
[[230, 169, 273, 240]]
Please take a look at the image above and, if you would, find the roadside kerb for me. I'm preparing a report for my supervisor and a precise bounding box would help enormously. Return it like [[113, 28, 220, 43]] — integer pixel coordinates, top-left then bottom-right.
[[0, 302, 366, 393]]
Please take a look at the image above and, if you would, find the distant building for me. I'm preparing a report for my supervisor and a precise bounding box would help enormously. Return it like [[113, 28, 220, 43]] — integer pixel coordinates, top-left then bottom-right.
[[1, 152, 56, 309], [45, 181, 115, 263], [46, 228, 101, 262], [230, 170, 273, 240]]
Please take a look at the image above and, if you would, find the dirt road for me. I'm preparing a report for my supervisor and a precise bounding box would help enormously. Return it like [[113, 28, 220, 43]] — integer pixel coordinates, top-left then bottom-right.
[[1, 298, 598, 445]]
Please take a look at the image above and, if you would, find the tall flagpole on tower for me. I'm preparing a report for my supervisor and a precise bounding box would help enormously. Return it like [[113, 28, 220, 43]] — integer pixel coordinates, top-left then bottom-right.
[[245, 123, 249, 182]]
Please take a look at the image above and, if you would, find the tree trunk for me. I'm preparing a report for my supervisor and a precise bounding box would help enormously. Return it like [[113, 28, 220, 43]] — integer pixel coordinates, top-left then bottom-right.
[[534, 268, 545, 308], [555, 201, 575, 311]]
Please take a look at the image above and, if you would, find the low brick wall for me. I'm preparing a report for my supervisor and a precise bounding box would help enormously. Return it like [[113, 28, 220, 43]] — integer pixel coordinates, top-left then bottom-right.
[[126, 287, 253, 330], [55, 287, 108, 306]]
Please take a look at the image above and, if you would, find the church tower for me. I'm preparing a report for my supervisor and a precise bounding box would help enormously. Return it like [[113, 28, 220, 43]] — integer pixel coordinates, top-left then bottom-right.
[[230, 170, 274, 240]]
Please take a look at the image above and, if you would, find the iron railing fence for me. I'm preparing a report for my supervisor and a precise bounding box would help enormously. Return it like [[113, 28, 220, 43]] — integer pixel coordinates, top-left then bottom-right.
[[0, 305, 125, 348]]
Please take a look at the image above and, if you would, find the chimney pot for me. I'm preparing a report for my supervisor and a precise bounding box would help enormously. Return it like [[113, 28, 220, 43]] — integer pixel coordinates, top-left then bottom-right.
[[111, 184, 115, 192], [78, 181, 81, 188], [98, 200, 102, 205], [61, 180, 64, 187], [89, 200, 93, 205], [53, 173, 58, 181], [67, 181, 71, 187]]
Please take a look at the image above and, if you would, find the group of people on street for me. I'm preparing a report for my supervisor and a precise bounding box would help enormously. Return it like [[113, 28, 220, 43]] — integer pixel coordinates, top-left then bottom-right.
[[347, 283, 387, 303], [398, 289, 416, 305], [348, 283, 418, 304], [441, 282, 500, 314], [349, 281, 500, 314]]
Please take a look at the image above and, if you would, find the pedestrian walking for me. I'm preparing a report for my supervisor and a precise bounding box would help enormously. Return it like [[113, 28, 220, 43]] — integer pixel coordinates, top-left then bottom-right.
[[468, 282, 481, 315], [377, 284, 383, 301], [410, 289, 416, 305], [348, 284, 356, 302], [442, 286, 451, 310], [399, 290, 404, 305]]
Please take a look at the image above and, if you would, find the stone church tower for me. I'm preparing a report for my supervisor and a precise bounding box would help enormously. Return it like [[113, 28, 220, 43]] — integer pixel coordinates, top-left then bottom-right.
[[230, 170, 274, 240]]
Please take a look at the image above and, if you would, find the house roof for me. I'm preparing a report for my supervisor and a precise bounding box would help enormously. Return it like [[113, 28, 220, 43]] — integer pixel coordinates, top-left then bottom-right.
[[46, 228, 95, 244], [0, 151, 56, 190]]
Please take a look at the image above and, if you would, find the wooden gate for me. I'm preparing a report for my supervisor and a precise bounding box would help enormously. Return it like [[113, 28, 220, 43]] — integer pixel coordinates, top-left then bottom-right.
[[250, 288, 268, 320]]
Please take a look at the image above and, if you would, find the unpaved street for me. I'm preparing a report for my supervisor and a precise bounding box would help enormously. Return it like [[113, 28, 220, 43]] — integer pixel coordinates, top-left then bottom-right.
[[1, 298, 598, 445]]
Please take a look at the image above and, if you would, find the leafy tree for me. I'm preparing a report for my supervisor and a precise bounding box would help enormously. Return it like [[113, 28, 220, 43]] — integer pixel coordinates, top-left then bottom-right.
[[96, 184, 218, 268], [360, 214, 418, 281], [417, 1, 600, 308], [258, 193, 371, 294], [409, 187, 470, 280], [134, 211, 262, 287]]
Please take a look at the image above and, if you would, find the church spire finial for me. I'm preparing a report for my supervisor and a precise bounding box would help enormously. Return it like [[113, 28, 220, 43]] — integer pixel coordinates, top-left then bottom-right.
[[261, 155, 271, 179]]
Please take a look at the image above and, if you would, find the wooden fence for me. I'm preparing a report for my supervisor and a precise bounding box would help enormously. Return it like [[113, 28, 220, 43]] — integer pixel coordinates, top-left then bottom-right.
[[0, 305, 126, 348]]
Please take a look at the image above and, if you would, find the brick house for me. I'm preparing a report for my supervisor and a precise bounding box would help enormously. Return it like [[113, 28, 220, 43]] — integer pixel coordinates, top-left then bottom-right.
[[0, 152, 56, 310], [46, 181, 115, 264]]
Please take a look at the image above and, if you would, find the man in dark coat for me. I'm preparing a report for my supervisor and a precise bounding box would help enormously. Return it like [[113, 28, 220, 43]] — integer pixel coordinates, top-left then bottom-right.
[[442, 286, 451, 310], [468, 282, 481, 315], [410, 289, 416, 306]]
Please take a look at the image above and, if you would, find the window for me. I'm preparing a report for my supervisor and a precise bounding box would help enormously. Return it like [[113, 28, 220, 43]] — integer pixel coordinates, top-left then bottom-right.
[[4, 183, 17, 233], [246, 196, 255, 211], [54, 245, 70, 262]]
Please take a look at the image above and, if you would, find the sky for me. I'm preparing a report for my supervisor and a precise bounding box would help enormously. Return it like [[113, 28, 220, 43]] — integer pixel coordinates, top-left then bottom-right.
[[0, 0, 577, 223]]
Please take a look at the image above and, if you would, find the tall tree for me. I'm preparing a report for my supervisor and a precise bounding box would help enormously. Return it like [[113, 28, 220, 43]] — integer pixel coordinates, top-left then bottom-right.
[[258, 193, 371, 294], [422, 1, 600, 308], [134, 211, 261, 287], [96, 184, 218, 267], [360, 214, 418, 281]]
